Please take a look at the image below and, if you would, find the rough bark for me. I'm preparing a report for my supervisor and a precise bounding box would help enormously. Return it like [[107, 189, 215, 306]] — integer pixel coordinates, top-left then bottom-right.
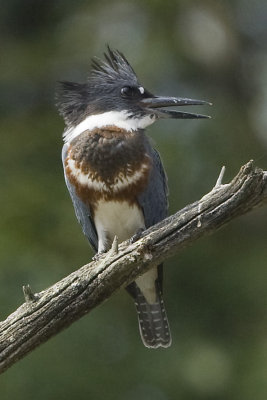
[[0, 161, 266, 373]]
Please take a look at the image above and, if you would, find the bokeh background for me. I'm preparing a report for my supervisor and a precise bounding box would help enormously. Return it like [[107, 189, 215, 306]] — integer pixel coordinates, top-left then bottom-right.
[[1, 0, 267, 399]]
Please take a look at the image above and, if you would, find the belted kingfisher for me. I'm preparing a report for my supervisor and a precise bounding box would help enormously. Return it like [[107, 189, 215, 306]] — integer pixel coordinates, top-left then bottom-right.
[[56, 47, 210, 348]]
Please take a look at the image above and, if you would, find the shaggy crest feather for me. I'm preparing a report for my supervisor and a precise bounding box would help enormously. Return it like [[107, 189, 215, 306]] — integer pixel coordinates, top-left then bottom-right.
[[55, 46, 139, 126], [90, 46, 138, 85]]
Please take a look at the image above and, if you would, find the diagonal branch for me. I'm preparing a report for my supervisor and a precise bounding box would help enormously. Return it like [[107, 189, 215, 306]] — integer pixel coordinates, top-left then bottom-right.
[[0, 161, 266, 374]]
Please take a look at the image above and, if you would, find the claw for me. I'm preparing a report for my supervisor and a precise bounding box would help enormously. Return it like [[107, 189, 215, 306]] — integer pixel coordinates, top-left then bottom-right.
[[92, 251, 106, 261], [130, 228, 145, 244]]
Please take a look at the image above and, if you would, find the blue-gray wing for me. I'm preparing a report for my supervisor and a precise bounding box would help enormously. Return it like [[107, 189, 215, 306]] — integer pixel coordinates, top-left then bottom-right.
[[138, 147, 168, 228], [127, 147, 168, 298], [62, 144, 98, 251]]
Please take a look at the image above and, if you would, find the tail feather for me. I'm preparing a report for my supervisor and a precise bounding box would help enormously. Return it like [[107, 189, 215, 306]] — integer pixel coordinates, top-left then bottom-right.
[[134, 284, 172, 348]]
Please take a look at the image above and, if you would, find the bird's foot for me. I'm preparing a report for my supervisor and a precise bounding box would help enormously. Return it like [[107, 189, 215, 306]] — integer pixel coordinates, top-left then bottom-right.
[[92, 236, 119, 261], [130, 228, 145, 244], [92, 251, 106, 261]]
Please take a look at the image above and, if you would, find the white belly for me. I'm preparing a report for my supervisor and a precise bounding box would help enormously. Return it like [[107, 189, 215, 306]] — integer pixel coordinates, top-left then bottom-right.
[[94, 199, 145, 252], [94, 199, 158, 304]]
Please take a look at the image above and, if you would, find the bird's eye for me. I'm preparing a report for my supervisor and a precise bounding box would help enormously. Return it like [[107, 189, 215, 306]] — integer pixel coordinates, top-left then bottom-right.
[[121, 86, 144, 98]]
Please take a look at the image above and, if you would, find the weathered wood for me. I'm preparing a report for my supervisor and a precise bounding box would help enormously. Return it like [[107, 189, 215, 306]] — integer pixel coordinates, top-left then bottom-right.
[[0, 161, 266, 373]]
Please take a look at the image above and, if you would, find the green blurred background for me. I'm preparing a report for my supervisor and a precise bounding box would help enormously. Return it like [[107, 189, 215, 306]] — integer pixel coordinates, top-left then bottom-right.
[[1, 0, 267, 399]]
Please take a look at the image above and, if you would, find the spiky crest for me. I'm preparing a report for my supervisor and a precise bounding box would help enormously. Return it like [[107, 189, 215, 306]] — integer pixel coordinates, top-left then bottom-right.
[[90, 46, 138, 85], [55, 47, 140, 126]]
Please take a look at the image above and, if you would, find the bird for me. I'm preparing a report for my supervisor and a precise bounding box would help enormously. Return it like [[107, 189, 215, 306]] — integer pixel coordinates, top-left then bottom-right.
[[56, 47, 210, 348]]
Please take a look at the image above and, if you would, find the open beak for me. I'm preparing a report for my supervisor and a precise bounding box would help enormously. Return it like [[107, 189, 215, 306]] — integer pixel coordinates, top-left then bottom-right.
[[140, 95, 211, 119]]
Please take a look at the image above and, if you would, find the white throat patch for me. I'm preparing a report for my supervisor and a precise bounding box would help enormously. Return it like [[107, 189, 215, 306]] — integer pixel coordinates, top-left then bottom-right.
[[63, 111, 156, 143]]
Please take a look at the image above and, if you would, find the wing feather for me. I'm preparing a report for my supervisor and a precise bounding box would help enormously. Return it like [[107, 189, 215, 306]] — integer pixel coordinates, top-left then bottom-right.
[[138, 147, 168, 228]]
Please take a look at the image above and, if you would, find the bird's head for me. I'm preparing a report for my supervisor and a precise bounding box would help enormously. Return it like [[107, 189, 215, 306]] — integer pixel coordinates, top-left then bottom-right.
[[56, 47, 210, 143]]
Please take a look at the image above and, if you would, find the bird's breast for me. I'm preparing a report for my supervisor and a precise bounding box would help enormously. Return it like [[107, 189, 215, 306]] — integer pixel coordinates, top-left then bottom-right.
[[64, 127, 152, 209]]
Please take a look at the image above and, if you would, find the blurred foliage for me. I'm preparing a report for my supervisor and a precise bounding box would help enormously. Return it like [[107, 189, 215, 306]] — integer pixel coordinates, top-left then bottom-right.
[[1, 0, 267, 399]]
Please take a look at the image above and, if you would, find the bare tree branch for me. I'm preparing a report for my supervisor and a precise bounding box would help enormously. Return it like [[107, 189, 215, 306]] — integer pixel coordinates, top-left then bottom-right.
[[0, 161, 266, 374]]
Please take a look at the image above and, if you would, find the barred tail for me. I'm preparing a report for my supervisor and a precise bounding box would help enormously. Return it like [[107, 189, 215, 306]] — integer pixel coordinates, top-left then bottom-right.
[[133, 284, 172, 348]]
